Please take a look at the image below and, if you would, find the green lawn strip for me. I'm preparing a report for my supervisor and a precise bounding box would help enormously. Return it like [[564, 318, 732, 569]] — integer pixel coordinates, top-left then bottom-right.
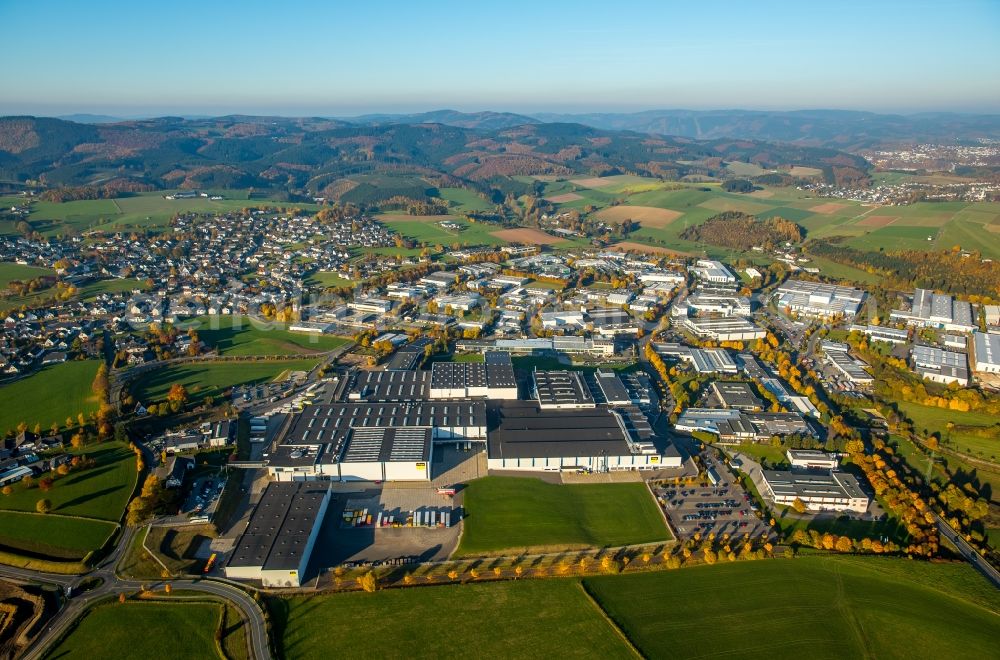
[[456, 477, 670, 556], [133, 359, 320, 405], [0, 511, 116, 560], [583, 556, 1000, 660], [186, 315, 350, 356], [895, 401, 1000, 460], [0, 359, 102, 435], [44, 600, 225, 659], [0, 442, 137, 520], [271, 578, 634, 660], [0, 261, 54, 288]]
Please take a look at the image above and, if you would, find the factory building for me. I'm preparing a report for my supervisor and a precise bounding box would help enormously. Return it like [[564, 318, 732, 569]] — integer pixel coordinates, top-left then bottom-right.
[[772, 280, 866, 318], [972, 331, 1000, 373], [685, 287, 753, 317], [653, 343, 739, 374], [849, 324, 909, 345], [890, 288, 976, 333], [486, 401, 681, 472], [690, 259, 737, 284], [709, 381, 764, 411], [675, 408, 816, 443], [225, 482, 331, 588], [758, 469, 869, 513], [679, 315, 767, 342], [822, 342, 874, 385], [267, 401, 487, 481], [533, 370, 596, 409], [786, 449, 839, 470], [911, 345, 970, 386]]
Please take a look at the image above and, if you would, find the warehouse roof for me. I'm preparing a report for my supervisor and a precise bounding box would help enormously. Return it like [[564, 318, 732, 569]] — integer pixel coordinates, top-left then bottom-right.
[[341, 426, 432, 464], [283, 402, 487, 448], [761, 470, 867, 502], [484, 351, 517, 388], [710, 381, 763, 411], [227, 482, 330, 571], [346, 370, 431, 402], [487, 402, 632, 459], [534, 370, 595, 408]]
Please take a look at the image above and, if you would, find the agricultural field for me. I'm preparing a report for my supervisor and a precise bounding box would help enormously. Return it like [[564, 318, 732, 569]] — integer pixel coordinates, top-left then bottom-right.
[[0, 262, 53, 289], [456, 477, 670, 556], [132, 358, 320, 405], [377, 213, 508, 247], [489, 227, 569, 246], [0, 360, 101, 435], [22, 190, 317, 236], [524, 176, 1000, 263], [46, 601, 226, 659], [272, 578, 633, 660], [437, 187, 494, 213], [584, 555, 1000, 660], [189, 315, 351, 356], [0, 443, 136, 521], [895, 401, 1000, 461], [0, 512, 116, 560]]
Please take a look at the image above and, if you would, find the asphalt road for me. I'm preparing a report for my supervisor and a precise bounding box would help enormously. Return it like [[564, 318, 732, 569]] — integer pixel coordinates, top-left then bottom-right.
[[9, 520, 271, 660], [934, 514, 1000, 589]]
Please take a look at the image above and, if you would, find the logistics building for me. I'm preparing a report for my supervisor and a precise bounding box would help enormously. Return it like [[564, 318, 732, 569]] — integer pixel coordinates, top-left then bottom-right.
[[225, 482, 330, 587], [772, 280, 866, 318], [972, 331, 1000, 373], [486, 401, 680, 472], [911, 344, 970, 386]]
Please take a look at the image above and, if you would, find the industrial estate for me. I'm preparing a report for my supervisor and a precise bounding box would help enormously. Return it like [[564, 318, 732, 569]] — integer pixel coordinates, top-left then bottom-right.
[[2, 3, 1000, 656]]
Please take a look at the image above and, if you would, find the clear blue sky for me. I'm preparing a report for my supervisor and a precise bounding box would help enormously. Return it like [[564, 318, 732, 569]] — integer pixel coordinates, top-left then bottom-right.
[[1, 0, 998, 116]]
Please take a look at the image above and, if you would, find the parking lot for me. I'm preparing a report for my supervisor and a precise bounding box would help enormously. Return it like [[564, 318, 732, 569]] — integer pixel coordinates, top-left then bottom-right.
[[310, 486, 463, 569], [181, 473, 226, 520], [654, 453, 772, 541]]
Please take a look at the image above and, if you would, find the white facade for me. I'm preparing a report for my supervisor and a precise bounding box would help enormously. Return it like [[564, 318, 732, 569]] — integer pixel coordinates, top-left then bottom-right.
[[487, 452, 679, 472], [973, 331, 1000, 373]]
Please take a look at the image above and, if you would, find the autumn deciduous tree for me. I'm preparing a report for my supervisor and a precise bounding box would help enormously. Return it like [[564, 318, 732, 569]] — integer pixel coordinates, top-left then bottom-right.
[[36, 498, 53, 514], [791, 498, 807, 514], [359, 571, 378, 593]]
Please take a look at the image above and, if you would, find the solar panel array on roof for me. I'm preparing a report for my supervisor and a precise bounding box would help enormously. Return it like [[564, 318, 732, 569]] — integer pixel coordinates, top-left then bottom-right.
[[340, 426, 433, 464]]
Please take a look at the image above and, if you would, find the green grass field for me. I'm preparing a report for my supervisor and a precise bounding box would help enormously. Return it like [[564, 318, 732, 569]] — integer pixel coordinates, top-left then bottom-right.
[[0, 261, 54, 288], [26, 190, 318, 236], [272, 555, 1000, 660], [376, 213, 508, 247], [437, 187, 494, 213], [0, 512, 116, 560], [46, 601, 224, 659], [457, 477, 670, 556], [188, 315, 351, 356], [272, 578, 634, 660], [133, 359, 320, 404], [0, 360, 101, 435], [585, 555, 1000, 660], [0, 443, 136, 520], [896, 401, 1000, 460]]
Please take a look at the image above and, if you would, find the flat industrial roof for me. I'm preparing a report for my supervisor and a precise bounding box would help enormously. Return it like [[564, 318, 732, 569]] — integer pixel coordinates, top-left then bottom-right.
[[346, 370, 431, 401], [341, 426, 432, 464], [227, 482, 329, 571], [487, 401, 631, 459], [534, 370, 595, 407], [711, 381, 763, 410], [283, 401, 487, 449]]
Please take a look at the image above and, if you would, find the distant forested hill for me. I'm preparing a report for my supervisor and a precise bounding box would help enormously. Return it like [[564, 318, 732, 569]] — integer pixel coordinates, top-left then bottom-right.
[[0, 114, 871, 200]]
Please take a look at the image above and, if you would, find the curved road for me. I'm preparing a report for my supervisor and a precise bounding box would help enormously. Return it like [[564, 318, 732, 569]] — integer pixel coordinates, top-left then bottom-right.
[[7, 526, 271, 660]]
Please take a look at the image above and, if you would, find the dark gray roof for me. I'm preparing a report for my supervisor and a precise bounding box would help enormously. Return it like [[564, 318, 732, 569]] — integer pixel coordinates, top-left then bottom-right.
[[346, 370, 431, 402], [484, 351, 516, 388], [385, 350, 421, 371], [488, 401, 631, 459], [283, 402, 486, 450], [594, 371, 631, 404], [711, 381, 763, 410], [534, 370, 594, 407], [227, 482, 329, 571], [340, 426, 432, 464], [430, 361, 487, 389]]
